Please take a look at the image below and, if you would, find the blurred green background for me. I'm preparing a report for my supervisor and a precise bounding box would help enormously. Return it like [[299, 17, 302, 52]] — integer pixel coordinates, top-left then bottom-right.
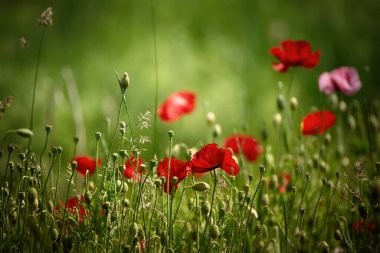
[[1, 0, 379, 160]]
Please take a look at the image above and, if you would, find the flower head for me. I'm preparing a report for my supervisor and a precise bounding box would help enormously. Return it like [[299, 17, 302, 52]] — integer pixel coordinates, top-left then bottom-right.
[[38, 7, 53, 27], [123, 156, 144, 181], [158, 91, 196, 122], [319, 67, 361, 96], [191, 144, 240, 176], [278, 173, 291, 193], [73, 156, 100, 176], [224, 134, 263, 162], [270, 40, 320, 73], [157, 158, 190, 194], [57, 196, 88, 224], [301, 110, 336, 136]]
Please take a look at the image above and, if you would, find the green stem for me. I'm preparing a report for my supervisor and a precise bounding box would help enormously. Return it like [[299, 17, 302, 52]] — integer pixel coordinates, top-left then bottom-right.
[[307, 180, 326, 246]]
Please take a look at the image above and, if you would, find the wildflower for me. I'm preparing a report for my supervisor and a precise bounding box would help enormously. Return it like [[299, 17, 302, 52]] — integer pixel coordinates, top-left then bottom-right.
[[352, 220, 377, 233], [138, 110, 152, 129], [301, 110, 336, 135], [38, 7, 53, 27], [19, 37, 28, 48], [190, 143, 240, 176], [58, 196, 88, 224], [72, 156, 101, 176], [270, 40, 320, 73], [123, 156, 144, 181], [157, 158, 190, 194], [224, 134, 263, 162], [318, 67, 361, 96], [158, 91, 196, 122], [278, 173, 291, 193]]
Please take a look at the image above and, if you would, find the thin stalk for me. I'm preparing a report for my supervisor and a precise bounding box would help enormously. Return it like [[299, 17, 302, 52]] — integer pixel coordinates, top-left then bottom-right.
[[242, 170, 264, 251], [40, 153, 56, 213], [29, 28, 46, 132], [307, 180, 326, 245], [39, 129, 51, 170], [280, 195, 288, 252], [150, 0, 159, 155], [199, 170, 217, 252], [148, 188, 158, 249]]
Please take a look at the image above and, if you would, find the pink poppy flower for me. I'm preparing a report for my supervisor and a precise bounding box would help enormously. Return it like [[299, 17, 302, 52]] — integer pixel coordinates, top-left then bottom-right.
[[270, 40, 320, 73], [319, 67, 361, 96], [158, 91, 196, 122]]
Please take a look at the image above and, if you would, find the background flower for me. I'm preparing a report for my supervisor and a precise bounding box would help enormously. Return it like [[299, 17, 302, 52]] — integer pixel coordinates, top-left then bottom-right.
[[158, 91, 196, 122], [224, 134, 263, 162], [157, 158, 190, 194], [270, 40, 320, 73], [301, 110, 336, 135], [73, 156, 101, 176], [191, 143, 240, 176], [123, 156, 144, 181], [319, 66, 361, 96]]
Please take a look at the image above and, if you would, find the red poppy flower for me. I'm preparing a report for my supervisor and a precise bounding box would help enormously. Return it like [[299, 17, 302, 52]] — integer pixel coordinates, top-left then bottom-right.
[[301, 110, 336, 135], [224, 134, 263, 162], [270, 40, 321, 73], [59, 196, 88, 224], [123, 156, 144, 181], [278, 173, 291, 193], [157, 158, 190, 194], [191, 143, 240, 176], [73, 156, 101, 176], [158, 91, 196, 122]]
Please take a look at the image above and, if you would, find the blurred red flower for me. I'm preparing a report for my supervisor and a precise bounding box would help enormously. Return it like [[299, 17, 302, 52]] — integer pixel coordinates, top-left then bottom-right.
[[301, 110, 336, 135], [123, 156, 144, 181], [278, 173, 291, 193], [270, 40, 320, 73], [191, 143, 240, 176], [157, 158, 190, 194], [158, 91, 196, 122], [352, 220, 377, 233], [224, 134, 263, 162], [73, 156, 101, 176]]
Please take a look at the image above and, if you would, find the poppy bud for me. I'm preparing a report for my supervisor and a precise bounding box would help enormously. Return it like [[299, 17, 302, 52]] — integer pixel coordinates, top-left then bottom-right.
[[73, 136, 79, 143], [206, 112, 216, 126], [95, 132, 102, 141], [339, 101, 347, 112], [119, 150, 127, 159], [276, 94, 285, 111], [290, 97, 298, 111], [150, 157, 158, 168], [172, 176, 178, 185], [249, 207, 258, 219], [71, 161, 77, 170], [191, 182, 210, 192], [2, 187, 9, 197], [347, 114, 356, 130], [238, 191, 244, 202], [370, 114, 379, 131], [84, 192, 92, 205], [41, 126, 52, 138], [160, 231, 167, 246], [7, 144, 15, 153], [119, 72, 130, 90], [123, 198, 130, 208], [51, 228, 58, 242], [334, 229, 343, 241], [262, 194, 270, 206], [273, 113, 282, 126], [300, 208, 305, 215], [201, 201, 210, 215], [168, 130, 175, 138], [259, 165, 266, 174], [16, 128, 33, 138], [154, 179, 161, 188], [210, 224, 220, 239], [19, 152, 25, 161], [219, 207, 226, 219], [212, 124, 222, 138], [318, 241, 329, 253], [27, 188, 38, 204], [324, 133, 331, 145], [47, 200, 54, 214]]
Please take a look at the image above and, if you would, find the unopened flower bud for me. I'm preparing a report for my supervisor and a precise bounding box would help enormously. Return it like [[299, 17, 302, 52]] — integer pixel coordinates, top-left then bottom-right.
[[168, 130, 174, 138], [154, 179, 161, 188], [71, 161, 77, 170], [259, 165, 266, 174], [370, 114, 379, 131], [172, 176, 178, 185], [7, 144, 15, 153], [119, 150, 127, 159], [339, 101, 347, 112], [206, 112, 216, 125], [119, 72, 129, 90], [359, 203, 368, 219], [212, 124, 222, 138], [95, 132, 102, 141], [84, 192, 92, 205], [290, 97, 298, 111], [243, 184, 250, 193], [273, 113, 282, 126], [276, 94, 285, 112], [334, 229, 343, 241], [201, 201, 210, 215], [347, 114, 356, 130], [262, 194, 270, 206], [191, 182, 210, 192], [45, 125, 52, 133], [318, 241, 329, 253], [51, 228, 59, 242], [210, 224, 220, 239], [27, 188, 38, 204]]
